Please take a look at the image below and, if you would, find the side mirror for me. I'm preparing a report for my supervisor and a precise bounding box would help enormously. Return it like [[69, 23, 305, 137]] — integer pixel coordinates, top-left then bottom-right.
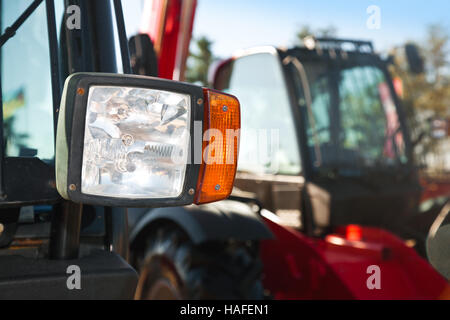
[[405, 43, 424, 74], [128, 34, 158, 77], [56, 73, 240, 207]]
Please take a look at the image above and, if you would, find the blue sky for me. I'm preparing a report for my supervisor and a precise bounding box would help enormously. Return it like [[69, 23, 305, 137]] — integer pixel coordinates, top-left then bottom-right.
[[122, 0, 450, 57], [193, 0, 449, 57]]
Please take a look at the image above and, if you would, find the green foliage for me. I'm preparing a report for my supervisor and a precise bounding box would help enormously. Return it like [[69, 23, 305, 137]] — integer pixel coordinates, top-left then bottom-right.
[[389, 23, 450, 171], [185, 36, 213, 86], [391, 24, 449, 117]]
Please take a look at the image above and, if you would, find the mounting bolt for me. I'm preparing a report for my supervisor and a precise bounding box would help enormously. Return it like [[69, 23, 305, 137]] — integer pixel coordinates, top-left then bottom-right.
[[0, 223, 4, 235], [188, 188, 195, 196], [222, 105, 228, 112], [215, 184, 221, 191], [69, 184, 77, 191], [197, 98, 203, 105]]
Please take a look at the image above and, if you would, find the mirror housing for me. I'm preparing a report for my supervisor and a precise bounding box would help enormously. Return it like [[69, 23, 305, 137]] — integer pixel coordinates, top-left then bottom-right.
[[405, 43, 424, 74], [56, 73, 240, 207], [129, 34, 159, 77]]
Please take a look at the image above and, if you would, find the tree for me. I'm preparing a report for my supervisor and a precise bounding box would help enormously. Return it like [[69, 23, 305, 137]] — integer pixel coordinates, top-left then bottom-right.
[[185, 36, 214, 86], [392, 24, 449, 114], [426, 24, 449, 84], [389, 23, 450, 172]]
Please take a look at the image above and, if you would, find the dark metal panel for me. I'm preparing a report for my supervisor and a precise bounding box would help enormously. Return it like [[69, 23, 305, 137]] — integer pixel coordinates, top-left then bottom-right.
[[105, 207, 130, 261], [0, 208, 20, 247], [1, 158, 60, 207], [0, 251, 138, 299], [49, 201, 82, 260]]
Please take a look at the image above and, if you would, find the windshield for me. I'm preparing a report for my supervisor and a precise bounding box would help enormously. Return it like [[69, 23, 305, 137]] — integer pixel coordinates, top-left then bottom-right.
[[291, 56, 408, 177]]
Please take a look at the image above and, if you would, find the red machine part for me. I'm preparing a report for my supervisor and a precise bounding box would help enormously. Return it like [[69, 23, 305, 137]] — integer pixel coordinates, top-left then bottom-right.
[[140, 0, 197, 80], [260, 210, 448, 300]]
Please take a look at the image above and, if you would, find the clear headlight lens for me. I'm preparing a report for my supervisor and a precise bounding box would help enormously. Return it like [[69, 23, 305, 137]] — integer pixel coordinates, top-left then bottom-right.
[[81, 86, 190, 198]]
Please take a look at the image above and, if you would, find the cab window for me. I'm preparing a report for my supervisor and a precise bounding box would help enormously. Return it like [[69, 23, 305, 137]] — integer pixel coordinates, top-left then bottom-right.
[[1, 0, 63, 160], [224, 53, 302, 175], [301, 60, 407, 173]]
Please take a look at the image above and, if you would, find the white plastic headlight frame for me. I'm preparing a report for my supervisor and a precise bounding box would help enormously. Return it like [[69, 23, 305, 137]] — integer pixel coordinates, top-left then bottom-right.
[[56, 73, 203, 207]]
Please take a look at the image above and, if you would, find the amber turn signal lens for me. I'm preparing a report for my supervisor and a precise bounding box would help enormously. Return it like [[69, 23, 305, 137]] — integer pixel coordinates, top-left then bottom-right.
[[194, 89, 241, 205]]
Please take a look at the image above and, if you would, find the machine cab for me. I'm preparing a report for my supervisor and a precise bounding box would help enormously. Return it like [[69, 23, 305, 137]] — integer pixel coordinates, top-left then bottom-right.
[[213, 40, 422, 236]]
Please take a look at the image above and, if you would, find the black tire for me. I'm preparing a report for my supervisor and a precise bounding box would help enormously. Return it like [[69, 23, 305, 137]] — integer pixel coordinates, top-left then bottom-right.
[[134, 223, 264, 300]]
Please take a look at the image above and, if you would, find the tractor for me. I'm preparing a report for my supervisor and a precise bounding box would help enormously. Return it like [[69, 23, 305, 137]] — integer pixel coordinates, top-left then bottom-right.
[[211, 39, 450, 298]]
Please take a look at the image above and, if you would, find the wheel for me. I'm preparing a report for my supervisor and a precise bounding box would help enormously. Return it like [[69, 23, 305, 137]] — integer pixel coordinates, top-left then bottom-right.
[[133, 223, 264, 300]]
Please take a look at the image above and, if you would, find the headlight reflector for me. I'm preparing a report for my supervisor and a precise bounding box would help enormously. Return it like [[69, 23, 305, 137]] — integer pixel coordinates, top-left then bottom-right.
[[81, 86, 190, 199]]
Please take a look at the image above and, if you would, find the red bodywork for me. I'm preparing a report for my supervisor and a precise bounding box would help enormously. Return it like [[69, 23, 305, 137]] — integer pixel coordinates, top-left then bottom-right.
[[140, 0, 197, 80], [260, 210, 448, 299]]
